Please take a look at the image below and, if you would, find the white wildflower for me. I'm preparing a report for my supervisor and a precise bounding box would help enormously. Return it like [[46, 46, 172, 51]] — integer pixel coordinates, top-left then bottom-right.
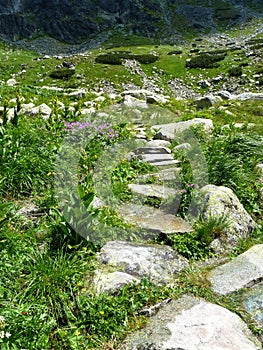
[[5, 332, 11, 338], [0, 331, 4, 339]]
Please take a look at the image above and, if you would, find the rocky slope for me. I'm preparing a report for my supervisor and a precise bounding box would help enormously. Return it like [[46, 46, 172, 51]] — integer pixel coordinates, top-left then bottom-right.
[[0, 0, 262, 43]]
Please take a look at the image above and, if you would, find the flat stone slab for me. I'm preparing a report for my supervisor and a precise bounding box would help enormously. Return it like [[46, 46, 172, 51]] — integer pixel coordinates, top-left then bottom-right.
[[93, 241, 188, 294], [121, 295, 261, 350], [207, 245, 263, 295], [151, 118, 213, 141], [134, 146, 171, 154], [128, 183, 178, 200], [118, 203, 193, 234]]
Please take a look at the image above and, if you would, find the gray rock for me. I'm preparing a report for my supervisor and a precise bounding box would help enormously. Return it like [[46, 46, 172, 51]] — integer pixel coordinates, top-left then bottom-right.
[[118, 203, 193, 235], [138, 153, 180, 167], [18, 103, 35, 116], [217, 90, 232, 100], [147, 140, 171, 148], [134, 146, 171, 155], [137, 167, 181, 182], [6, 78, 17, 86], [93, 240, 188, 294], [208, 245, 263, 295], [231, 92, 263, 101], [195, 95, 222, 109], [121, 295, 261, 350], [123, 95, 148, 109], [93, 270, 140, 294], [200, 185, 255, 252], [243, 283, 263, 327], [28, 103, 51, 119], [67, 89, 86, 98], [151, 118, 213, 141], [122, 89, 168, 104], [128, 183, 178, 200]]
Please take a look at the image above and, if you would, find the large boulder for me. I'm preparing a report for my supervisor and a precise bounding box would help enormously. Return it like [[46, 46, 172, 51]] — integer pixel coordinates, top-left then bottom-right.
[[151, 118, 213, 141], [120, 295, 261, 349], [195, 95, 222, 109], [200, 185, 255, 253]]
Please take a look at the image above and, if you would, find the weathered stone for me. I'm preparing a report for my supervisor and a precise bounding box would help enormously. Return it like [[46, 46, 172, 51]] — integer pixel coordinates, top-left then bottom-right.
[[6, 78, 17, 86], [217, 90, 232, 100], [18, 103, 35, 115], [121, 295, 261, 350], [200, 185, 255, 252], [147, 139, 171, 148], [118, 203, 193, 235], [93, 270, 140, 294], [128, 183, 178, 200], [195, 95, 222, 109], [151, 118, 213, 141], [93, 240, 188, 294], [231, 92, 263, 101], [29, 103, 51, 119], [138, 167, 181, 182], [134, 146, 171, 155], [67, 89, 86, 98], [123, 95, 148, 109], [243, 283, 263, 327], [121, 89, 168, 104], [136, 152, 180, 167], [207, 244, 263, 295]]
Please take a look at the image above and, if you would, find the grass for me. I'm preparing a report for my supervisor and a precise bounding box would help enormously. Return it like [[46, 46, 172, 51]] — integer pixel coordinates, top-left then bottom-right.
[[0, 17, 263, 349]]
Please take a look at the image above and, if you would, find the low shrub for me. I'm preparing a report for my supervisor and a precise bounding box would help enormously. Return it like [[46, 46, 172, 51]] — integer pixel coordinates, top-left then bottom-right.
[[49, 68, 75, 79], [228, 65, 242, 77], [186, 52, 227, 69], [167, 49, 183, 55], [95, 51, 158, 65]]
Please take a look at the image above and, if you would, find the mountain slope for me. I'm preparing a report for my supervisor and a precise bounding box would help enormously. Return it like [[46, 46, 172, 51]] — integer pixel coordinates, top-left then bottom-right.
[[0, 0, 262, 43]]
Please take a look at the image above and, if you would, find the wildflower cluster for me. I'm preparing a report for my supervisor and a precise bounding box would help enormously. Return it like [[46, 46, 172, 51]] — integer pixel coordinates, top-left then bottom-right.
[[64, 121, 119, 139], [0, 316, 11, 342]]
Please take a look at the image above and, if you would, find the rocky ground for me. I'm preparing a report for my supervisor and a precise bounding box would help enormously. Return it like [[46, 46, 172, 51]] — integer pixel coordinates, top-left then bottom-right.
[[1, 17, 263, 349]]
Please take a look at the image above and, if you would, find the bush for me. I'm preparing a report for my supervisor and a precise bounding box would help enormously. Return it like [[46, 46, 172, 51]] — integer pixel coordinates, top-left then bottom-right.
[[49, 68, 75, 79], [95, 51, 158, 65], [186, 52, 227, 69], [228, 65, 242, 77], [167, 49, 183, 55]]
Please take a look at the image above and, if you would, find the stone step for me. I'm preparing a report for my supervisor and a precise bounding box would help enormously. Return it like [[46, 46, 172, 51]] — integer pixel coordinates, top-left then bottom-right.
[[138, 167, 181, 182], [128, 183, 178, 200], [118, 203, 193, 235], [138, 153, 180, 166], [134, 146, 171, 155]]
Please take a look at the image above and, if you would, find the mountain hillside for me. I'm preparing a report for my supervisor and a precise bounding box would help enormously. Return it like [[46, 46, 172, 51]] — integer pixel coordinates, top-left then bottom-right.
[[0, 0, 262, 43]]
